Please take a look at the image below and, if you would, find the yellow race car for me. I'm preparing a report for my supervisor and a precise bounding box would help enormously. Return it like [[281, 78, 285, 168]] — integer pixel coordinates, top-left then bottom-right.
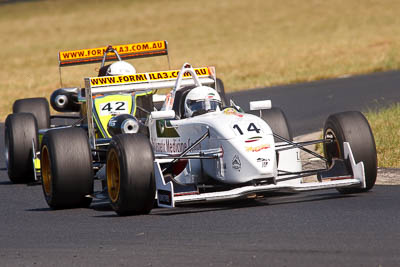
[[4, 40, 171, 184]]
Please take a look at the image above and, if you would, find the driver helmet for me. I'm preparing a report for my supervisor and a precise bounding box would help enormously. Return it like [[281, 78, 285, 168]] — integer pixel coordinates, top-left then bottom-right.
[[184, 86, 222, 117], [106, 61, 136, 76]]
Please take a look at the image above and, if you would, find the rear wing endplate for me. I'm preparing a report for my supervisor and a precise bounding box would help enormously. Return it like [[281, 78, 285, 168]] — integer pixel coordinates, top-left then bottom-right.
[[59, 40, 168, 67]]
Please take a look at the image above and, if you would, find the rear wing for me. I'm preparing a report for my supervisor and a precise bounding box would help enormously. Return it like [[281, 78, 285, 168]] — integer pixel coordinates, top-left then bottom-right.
[[59, 40, 168, 67], [84, 65, 216, 148], [84, 67, 215, 95]]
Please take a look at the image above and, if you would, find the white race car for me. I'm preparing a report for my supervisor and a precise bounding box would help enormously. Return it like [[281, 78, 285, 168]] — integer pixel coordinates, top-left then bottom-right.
[[40, 63, 377, 216], [146, 64, 377, 209]]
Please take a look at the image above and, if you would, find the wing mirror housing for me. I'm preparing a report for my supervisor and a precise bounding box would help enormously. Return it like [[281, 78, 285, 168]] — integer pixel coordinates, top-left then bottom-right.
[[249, 100, 272, 111], [151, 110, 176, 120]]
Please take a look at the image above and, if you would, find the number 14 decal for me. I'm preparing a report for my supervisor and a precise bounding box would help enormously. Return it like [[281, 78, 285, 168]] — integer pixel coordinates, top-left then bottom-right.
[[233, 123, 261, 135]]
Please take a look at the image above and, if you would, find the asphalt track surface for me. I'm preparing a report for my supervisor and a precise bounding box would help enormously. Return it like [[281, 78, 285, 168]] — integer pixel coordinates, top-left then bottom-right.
[[1, 71, 400, 266]]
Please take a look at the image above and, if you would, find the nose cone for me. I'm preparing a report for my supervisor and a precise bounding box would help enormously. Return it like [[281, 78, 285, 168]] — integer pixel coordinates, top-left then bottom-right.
[[55, 95, 68, 109], [121, 118, 139, 134], [107, 114, 139, 136]]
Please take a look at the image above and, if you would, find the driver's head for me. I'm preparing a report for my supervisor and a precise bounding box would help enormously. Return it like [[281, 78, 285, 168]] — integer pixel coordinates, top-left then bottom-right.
[[106, 61, 136, 76], [184, 86, 222, 118]]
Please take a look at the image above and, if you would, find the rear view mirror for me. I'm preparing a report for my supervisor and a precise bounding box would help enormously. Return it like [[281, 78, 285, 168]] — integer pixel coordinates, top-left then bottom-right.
[[250, 100, 272, 111], [151, 110, 176, 120]]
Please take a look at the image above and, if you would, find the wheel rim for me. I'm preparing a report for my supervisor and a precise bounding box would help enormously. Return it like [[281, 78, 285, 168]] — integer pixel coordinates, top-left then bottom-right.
[[41, 145, 52, 196], [107, 149, 121, 203], [324, 129, 341, 165]]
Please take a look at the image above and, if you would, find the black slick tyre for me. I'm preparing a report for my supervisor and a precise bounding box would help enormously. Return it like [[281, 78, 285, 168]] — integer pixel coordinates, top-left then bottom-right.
[[5, 113, 38, 183], [323, 111, 377, 193], [41, 127, 93, 208], [106, 134, 155, 216], [13, 97, 50, 129], [260, 107, 293, 142]]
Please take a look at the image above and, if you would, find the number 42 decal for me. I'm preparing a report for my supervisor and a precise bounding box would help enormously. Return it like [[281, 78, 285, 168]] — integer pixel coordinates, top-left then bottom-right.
[[99, 101, 128, 115], [233, 122, 261, 135]]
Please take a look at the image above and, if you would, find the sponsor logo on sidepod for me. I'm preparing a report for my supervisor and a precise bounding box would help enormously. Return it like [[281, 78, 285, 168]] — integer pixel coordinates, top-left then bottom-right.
[[245, 136, 262, 143], [245, 144, 270, 152], [223, 108, 243, 117], [232, 155, 241, 171], [257, 158, 270, 168]]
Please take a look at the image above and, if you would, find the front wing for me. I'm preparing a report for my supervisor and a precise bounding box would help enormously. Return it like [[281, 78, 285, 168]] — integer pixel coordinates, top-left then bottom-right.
[[154, 142, 366, 208]]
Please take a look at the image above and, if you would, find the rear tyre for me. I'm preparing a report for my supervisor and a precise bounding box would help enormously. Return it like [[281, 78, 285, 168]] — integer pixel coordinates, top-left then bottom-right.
[[5, 113, 38, 183], [323, 111, 377, 193], [13, 97, 50, 129], [260, 107, 293, 141], [41, 128, 93, 208], [106, 134, 155, 216]]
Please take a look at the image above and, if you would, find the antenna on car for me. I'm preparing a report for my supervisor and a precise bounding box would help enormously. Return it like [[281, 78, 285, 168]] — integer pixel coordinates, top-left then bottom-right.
[[58, 66, 63, 87], [100, 45, 122, 67]]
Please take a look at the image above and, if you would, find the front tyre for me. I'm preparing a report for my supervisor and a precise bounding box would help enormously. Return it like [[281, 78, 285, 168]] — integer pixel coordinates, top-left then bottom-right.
[[106, 134, 155, 216], [41, 128, 93, 208], [323, 111, 377, 193]]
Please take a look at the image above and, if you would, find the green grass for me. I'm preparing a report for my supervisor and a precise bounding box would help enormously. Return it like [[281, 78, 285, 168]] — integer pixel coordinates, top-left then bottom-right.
[[366, 104, 400, 168], [313, 106, 400, 168]]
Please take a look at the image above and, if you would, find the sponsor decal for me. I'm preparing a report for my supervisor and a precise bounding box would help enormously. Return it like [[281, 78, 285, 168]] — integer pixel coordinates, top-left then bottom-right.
[[89, 67, 210, 87], [223, 108, 243, 117], [257, 158, 270, 168], [90, 74, 147, 86], [245, 136, 262, 143], [148, 68, 209, 81], [232, 155, 241, 171], [59, 41, 166, 61], [245, 144, 270, 152], [151, 137, 189, 154]]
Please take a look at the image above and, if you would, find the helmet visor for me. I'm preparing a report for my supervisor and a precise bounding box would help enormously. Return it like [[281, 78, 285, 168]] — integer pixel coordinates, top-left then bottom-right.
[[188, 99, 221, 114]]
